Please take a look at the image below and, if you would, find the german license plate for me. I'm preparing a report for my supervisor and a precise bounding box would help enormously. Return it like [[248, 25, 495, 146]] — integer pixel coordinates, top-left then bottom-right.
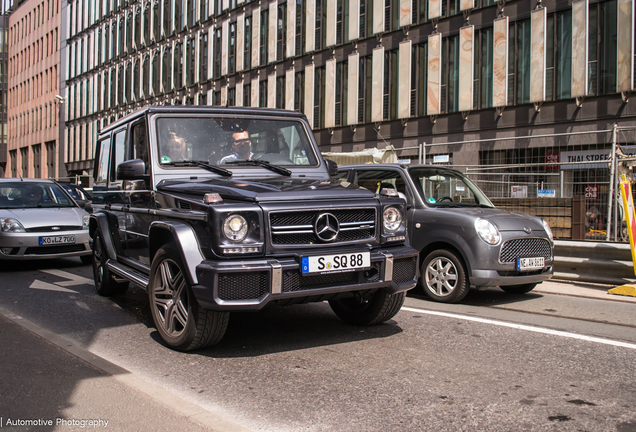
[[39, 235, 76, 245], [517, 257, 544, 270], [301, 252, 371, 274]]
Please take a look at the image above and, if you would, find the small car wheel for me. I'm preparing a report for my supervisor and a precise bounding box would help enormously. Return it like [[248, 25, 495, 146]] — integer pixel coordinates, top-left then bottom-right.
[[149, 243, 229, 351], [80, 254, 93, 265], [420, 249, 469, 303], [500, 283, 537, 295], [328, 290, 405, 325], [92, 231, 128, 296]]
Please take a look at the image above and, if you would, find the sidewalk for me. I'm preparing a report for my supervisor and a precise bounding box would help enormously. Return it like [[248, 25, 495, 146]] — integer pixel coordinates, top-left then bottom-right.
[[0, 307, 251, 432], [534, 278, 636, 303]]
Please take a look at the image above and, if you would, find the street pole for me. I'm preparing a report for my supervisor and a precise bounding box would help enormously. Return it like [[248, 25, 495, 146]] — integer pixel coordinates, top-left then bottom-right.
[[606, 124, 618, 241]]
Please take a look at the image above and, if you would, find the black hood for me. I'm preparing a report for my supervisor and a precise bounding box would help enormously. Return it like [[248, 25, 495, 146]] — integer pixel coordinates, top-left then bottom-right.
[[157, 177, 376, 202]]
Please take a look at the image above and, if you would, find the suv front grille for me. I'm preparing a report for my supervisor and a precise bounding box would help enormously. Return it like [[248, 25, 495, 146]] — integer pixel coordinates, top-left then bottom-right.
[[218, 272, 269, 301], [270, 208, 376, 245], [282, 262, 383, 292], [499, 238, 552, 264]]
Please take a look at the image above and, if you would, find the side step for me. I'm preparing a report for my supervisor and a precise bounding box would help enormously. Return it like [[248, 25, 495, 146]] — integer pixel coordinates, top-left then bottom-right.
[[106, 260, 150, 289]]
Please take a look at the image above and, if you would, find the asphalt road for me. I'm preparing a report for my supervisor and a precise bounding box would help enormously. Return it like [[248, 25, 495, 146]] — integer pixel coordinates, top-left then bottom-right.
[[1, 257, 635, 432]]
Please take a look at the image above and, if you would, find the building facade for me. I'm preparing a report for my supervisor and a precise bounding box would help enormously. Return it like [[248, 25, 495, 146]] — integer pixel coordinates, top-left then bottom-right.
[[0, 11, 9, 178], [62, 0, 635, 237], [7, 0, 63, 180]]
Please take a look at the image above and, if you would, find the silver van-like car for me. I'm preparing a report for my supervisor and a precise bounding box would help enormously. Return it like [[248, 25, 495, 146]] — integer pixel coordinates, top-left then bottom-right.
[[336, 164, 554, 303]]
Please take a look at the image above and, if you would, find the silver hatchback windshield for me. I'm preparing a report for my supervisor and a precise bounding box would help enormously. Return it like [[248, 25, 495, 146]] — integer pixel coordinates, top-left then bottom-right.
[[0, 182, 76, 209], [156, 116, 318, 167], [408, 167, 494, 207]]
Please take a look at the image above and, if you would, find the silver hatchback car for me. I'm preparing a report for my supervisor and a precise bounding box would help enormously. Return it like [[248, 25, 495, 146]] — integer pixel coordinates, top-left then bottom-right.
[[0, 179, 91, 263]]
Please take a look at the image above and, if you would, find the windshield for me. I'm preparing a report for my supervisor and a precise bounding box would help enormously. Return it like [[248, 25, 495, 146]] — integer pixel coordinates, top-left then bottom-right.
[[408, 167, 494, 207], [156, 116, 318, 167], [0, 182, 77, 209]]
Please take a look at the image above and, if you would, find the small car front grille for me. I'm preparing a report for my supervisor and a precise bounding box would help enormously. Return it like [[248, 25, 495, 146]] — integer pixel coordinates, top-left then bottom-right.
[[24, 245, 86, 255], [392, 256, 418, 284], [26, 226, 84, 232], [218, 272, 269, 301], [282, 262, 383, 292], [270, 208, 376, 245], [499, 238, 552, 264]]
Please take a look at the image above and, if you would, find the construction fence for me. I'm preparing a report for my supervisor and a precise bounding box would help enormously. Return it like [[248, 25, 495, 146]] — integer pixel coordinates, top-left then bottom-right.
[[400, 125, 636, 243]]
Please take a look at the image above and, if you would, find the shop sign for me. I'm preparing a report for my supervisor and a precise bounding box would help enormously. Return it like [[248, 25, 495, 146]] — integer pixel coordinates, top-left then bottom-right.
[[511, 185, 528, 198], [538, 190, 556, 198], [585, 184, 599, 199], [545, 152, 560, 170], [560, 146, 636, 170]]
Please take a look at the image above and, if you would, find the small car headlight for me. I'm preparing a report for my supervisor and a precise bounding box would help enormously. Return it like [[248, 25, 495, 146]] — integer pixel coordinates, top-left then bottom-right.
[[542, 218, 553, 241], [0, 218, 26, 233], [223, 214, 248, 241], [383, 206, 402, 232], [83, 215, 89, 229], [474, 218, 501, 245]]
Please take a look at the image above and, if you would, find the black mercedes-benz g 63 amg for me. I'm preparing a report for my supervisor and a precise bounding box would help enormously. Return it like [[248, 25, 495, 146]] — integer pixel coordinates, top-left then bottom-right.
[[90, 106, 418, 351]]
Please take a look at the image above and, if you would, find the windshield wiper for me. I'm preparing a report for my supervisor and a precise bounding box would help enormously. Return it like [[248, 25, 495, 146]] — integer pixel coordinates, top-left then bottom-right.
[[166, 160, 233, 177], [224, 159, 292, 176]]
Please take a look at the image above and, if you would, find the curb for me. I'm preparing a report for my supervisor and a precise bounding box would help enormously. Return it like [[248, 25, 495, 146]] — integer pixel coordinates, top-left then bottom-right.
[[609, 284, 636, 297]]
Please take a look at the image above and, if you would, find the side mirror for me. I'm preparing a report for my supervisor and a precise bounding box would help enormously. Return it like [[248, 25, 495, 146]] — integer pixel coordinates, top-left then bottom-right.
[[117, 159, 147, 180], [324, 158, 339, 177]]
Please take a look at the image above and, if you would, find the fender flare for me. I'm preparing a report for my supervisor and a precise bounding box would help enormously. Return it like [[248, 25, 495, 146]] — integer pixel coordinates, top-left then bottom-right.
[[89, 212, 118, 261], [149, 221, 205, 286]]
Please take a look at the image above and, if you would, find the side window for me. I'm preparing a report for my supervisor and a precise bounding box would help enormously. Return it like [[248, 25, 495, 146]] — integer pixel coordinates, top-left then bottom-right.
[[111, 129, 128, 183], [95, 136, 111, 187], [131, 120, 150, 174], [356, 170, 408, 200]]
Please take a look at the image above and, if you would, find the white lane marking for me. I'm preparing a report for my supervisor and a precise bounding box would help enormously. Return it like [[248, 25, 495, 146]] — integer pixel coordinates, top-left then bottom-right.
[[40, 269, 93, 286], [29, 279, 78, 293], [401, 306, 636, 350]]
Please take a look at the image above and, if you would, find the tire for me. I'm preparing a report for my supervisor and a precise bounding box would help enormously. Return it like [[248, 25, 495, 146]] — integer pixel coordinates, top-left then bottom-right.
[[420, 249, 469, 303], [80, 254, 92, 265], [149, 243, 229, 351], [329, 290, 406, 325], [500, 283, 537, 295], [92, 231, 128, 296]]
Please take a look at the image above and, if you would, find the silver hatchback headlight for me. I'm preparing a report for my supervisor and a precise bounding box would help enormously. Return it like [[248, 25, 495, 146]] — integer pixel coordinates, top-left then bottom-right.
[[0, 218, 26, 233]]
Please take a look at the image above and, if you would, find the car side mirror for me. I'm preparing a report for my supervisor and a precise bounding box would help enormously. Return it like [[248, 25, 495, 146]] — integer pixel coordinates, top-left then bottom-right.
[[117, 159, 147, 181], [324, 158, 338, 177]]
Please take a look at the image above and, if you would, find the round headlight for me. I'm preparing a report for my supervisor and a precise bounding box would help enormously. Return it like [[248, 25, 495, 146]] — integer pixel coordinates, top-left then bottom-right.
[[474, 218, 501, 245], [223, 214, 248, 241], [383, 207, 402, 232], [542, 219, 553, 241], [0, 218, 26, 233]]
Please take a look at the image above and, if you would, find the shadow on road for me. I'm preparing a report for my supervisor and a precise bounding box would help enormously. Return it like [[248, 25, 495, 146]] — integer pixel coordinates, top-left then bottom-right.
[[407, 285, 544, 307]]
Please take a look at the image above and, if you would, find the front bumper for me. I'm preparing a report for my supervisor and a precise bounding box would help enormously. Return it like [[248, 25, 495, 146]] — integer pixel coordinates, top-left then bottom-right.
[[192, 245, 419, 311], [0, 230, 91, 260], [470, 266, 553, 287]]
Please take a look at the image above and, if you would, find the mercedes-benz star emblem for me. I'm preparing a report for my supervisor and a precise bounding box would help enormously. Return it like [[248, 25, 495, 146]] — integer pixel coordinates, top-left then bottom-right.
[[314, 213, 340, 242], [523, 226, 532, 234]]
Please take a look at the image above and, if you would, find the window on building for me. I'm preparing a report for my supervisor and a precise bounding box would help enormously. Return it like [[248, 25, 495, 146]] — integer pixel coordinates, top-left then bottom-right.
[[32, 144, 41, 178], [163, 0, 172, 37], [152, 51, 160, 94], [46, 141, 56, 178], [358, 55, 372, 123], [441, 35, 459, 113], [259, 79, 268, 107], [144, 2, 151, 45], [244, 16, 252, 69], [598, 0, 617, 95], [174, 42, 183, 89], [413, 42, 427, 116], [294, 70, 304, 111], [133, 59, 140, 99], [229, 21, 236, 74], [515, 19, 531, 104], [200, 0, 209, 22], [478, 27, 493, 109], [153, 0, 160, 41], [243, 83, 251, 106], [335, 61, 348, 126], [186, 38, 195, 86], [383, 49, 397, 120], [276, 75, 285, 108], [315, 0, 324, 50], [175, 0, 183, 32], [277, 3, 286, 61], [228, 87, 236, 106], [260, 8, 268, 65], [214, 28, 221, 78], [314, 66, 325, 128], [20, 147, 28, 178], [162, 47, 172, 92], [199, 32, 208, 81], [555, 9, 572, 100], [10, 150, 17, 177]]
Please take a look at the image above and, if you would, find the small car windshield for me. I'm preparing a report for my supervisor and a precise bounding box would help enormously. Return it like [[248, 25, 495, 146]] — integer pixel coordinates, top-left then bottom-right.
[[156, 116, 318, 168], [0, 182, 77, 209], [408, 167, 494, 207]]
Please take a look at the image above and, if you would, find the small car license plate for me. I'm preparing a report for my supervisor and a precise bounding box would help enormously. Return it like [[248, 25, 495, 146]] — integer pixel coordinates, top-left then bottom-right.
[[517, 257, 544, 270], [301, 252, 371, 274], [39, 235, 76, 245]]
